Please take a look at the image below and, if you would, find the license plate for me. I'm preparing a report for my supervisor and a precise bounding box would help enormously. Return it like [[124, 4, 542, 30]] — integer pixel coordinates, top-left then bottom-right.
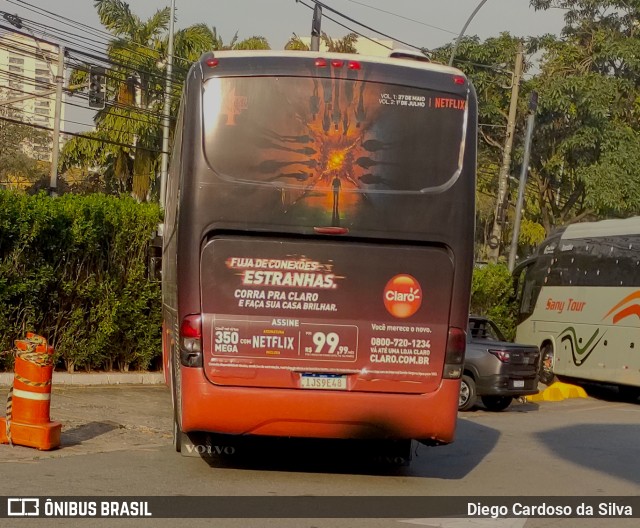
[[512, 379, 525, 388], [300, 374, 347, 390]]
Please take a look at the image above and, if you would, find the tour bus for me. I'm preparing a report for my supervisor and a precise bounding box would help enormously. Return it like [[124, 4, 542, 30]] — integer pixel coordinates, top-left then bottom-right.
[[161, 50, 477, 459], [514, 216, 640, 399]]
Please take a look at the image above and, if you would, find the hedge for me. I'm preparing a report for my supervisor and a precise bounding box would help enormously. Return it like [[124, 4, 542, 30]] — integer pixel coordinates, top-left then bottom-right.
[[0, 190, 161, 372], [0, 189, 520, 371]]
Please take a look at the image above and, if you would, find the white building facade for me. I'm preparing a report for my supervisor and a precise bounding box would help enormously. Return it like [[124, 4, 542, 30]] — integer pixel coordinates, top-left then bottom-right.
[[0, 31, 64, 162]]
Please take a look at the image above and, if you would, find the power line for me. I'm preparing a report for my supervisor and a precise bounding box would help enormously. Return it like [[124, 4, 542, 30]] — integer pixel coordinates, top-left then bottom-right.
[[296, 0, 392, 51], [341, 0, 458, 36], [0, 68, 175, 123], [298, 0, 427, 52], [0, 18, 183, 89], [8, 0, 197, 65], [0, 113, 168, 154]]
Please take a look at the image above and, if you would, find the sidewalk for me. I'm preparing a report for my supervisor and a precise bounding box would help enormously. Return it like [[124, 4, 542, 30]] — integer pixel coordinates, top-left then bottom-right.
[[0, 371, 165, 386]]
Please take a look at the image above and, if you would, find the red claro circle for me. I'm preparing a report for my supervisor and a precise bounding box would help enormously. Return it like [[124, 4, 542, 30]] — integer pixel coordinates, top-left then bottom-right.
[[383, 274, 423, 318]]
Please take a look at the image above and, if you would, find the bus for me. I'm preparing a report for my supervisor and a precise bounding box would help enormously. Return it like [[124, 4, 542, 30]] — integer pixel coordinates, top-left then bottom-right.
[[161, 50, 477, 460], [514, 216, 640, 399]]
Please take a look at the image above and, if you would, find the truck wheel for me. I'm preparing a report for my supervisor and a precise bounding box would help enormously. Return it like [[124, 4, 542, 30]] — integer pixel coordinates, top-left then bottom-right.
[[481, 395, 513, 412], [458, 375, 476, 411]]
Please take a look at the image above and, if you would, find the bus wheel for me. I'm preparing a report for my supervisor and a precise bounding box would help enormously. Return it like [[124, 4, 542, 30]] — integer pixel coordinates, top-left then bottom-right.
[[481, 396, 512, 412], [618, 385, 640, 402], [458, 375, 476, 411], [539, 344, 556, 385], [172, 411, 182, 452]]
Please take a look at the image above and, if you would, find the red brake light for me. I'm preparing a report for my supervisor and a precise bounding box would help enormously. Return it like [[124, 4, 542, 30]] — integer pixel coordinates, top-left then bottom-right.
[[453, 75, 465, 85], [347, 61, 361, 70], [489, 349, 511, 363], [445, 327, 466, 364], [315, 58, 327, 68], [206, 58, 219, 68], [443, 326, 466, 379], [180, 315, 202, 339], [331, 59, 344, 68]]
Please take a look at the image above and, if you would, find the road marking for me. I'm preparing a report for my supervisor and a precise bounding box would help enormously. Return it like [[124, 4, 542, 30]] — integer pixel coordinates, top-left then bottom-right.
[[399, 519, 527, 527]]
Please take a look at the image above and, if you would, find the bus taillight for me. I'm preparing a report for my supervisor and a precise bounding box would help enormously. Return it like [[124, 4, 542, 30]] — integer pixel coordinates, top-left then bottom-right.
[[347, 61, 361, 70], [453, 75, 465, 85], [206, 58, 219, 68], [180, 314, 203, 367], [315, 58, 328, 67], [443, 327, 466, 379]]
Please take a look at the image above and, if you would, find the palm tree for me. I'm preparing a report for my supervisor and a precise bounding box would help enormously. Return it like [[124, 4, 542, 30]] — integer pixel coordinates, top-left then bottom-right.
[[321, 32, 358, 53], [61, 1, 269, 200], [284, 33, 310, 51]]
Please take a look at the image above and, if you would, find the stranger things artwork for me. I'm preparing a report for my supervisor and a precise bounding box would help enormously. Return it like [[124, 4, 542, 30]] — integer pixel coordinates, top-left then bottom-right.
[[199, 70, 468, 390], [202, 70, 468, 230]]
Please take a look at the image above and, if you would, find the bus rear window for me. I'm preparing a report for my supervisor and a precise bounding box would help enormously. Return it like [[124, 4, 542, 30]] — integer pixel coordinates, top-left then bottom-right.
[[202, 76, 468, 194]]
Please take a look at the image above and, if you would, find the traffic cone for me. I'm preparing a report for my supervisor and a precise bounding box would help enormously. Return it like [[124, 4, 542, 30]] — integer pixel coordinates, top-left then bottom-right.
[[0, 333, 61, 450]]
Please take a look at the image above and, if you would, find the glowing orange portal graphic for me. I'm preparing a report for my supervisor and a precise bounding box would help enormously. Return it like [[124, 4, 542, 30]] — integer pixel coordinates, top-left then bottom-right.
[[249, 74, 389, 227], [384, 275, 423, 318]]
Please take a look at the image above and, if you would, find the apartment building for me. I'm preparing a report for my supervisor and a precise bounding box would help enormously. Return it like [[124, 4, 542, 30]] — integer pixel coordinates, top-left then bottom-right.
[[0, 30, 64, 162]]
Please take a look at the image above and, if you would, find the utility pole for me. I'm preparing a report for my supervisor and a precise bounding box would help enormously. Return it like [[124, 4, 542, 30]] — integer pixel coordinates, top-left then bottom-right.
[[310, 4, 322, 51], [508, 91, 538, 273], [49, 44, 65, 195], [159, 0, 176, 210], [487, 40, 524, 262]]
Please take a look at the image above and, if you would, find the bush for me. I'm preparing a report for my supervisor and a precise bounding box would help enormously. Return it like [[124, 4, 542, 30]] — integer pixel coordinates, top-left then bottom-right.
[[0, 190, 161, 372], [470, 263, 517, 341]]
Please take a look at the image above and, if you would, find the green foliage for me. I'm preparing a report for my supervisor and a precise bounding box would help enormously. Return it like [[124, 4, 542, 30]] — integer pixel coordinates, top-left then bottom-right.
[[321, 32, 359, 53], [61, 1, 271, 201], [285, 33, 310, 51], [0, 119, 49, 186], [526, 0, 640, 232], [0, 190, 161, 372], [470, 264, 517, 340]]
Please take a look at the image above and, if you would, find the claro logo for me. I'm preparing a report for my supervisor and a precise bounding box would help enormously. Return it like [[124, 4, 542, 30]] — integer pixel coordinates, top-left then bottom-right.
[[383, 274, 423, 318]]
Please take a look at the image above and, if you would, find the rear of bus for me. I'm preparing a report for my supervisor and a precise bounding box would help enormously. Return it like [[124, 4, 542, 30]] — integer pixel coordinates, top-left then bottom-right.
[[164, 51, 476, 449]]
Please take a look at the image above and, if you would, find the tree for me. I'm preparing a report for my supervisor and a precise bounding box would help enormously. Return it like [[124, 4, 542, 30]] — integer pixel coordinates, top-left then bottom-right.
[[431, 34, 534, 259], [0, 118, 48, 188], [527, 0, 640, 232], [321, 32, 358, 53], [61, 1, 269, 201], [284, 33, 309, 51]]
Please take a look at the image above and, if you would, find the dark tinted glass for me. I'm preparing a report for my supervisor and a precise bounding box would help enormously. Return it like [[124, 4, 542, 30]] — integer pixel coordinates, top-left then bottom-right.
[[202, 76, 468, 194]]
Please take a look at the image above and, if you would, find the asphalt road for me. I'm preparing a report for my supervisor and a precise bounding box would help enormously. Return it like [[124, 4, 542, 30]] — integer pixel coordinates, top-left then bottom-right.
[[0, 383, 638, 528]]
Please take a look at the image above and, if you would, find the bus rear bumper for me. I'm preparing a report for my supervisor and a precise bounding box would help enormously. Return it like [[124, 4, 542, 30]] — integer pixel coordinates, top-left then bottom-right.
[[180, 367, 459, 443]]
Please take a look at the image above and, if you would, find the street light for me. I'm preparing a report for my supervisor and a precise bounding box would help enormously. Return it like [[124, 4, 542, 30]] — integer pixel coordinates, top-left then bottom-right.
[[448, 0, 490, 66]]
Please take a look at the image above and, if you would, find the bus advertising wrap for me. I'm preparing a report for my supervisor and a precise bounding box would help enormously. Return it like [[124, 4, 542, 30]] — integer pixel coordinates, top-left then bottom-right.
[[200, 237, 453, 394]]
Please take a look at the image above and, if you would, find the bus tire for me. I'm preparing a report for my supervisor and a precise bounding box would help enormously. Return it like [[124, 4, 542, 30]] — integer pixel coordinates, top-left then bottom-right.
[[171, 347, 184, 453], [458, 375, 476, 411], [618, 385, 640, 402], [172, 410, 182, 452], [481, 395, 512, 412], [539, 343, 556, 385]]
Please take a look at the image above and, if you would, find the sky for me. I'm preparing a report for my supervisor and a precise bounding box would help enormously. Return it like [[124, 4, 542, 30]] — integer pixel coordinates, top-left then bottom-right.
[[6, 0, 567, 51], [1, 0, 569, 132]]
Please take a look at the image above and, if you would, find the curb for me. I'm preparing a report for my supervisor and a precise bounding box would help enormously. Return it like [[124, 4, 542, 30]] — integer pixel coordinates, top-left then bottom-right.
[[525, 381, 588, 402], [0, 372, 165, 386]]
